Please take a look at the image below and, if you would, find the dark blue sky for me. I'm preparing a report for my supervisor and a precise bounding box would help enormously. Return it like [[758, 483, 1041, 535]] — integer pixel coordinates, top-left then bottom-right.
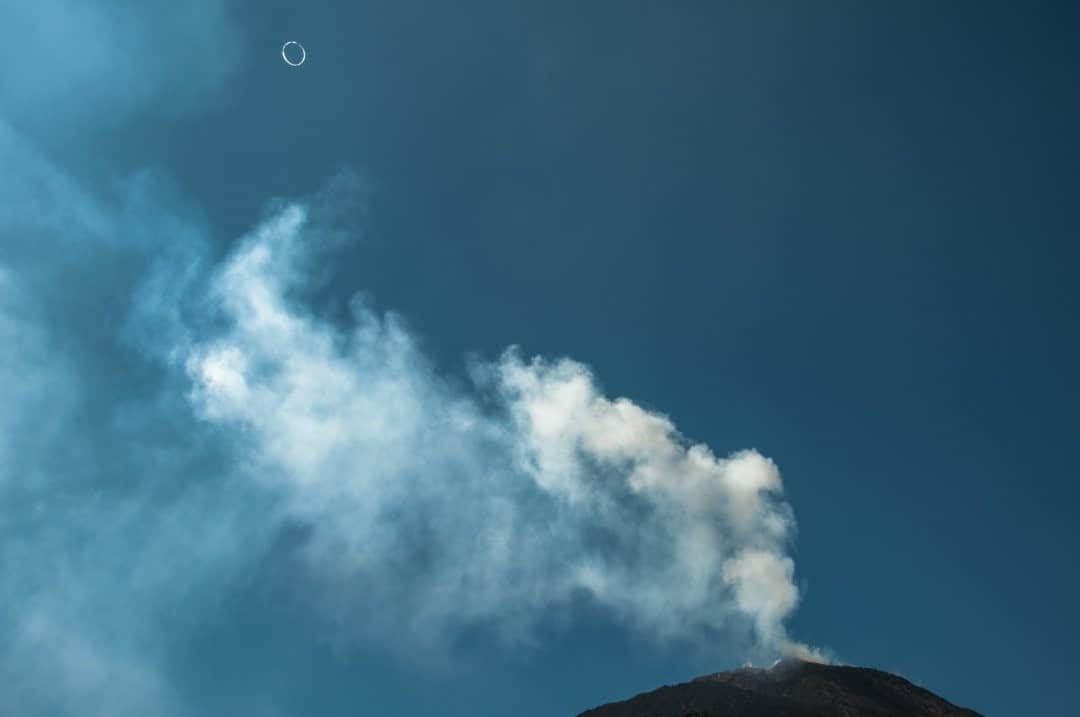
[[2, 2, 1078, 715]]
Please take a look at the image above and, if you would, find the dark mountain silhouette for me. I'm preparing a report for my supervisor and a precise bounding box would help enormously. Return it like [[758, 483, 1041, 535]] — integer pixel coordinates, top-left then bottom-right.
[[578, 659, 981, 717]]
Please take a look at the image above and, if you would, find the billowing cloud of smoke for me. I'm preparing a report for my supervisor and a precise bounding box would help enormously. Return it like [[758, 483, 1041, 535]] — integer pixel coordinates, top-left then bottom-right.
[[180, 190, 815, 658]]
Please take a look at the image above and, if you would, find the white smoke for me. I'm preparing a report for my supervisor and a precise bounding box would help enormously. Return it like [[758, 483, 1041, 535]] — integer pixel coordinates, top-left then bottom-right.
[[182, 197, 816, 657]]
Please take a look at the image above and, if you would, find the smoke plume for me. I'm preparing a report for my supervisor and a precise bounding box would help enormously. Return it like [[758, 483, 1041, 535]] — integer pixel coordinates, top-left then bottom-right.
[[180, 189, 814, 658]]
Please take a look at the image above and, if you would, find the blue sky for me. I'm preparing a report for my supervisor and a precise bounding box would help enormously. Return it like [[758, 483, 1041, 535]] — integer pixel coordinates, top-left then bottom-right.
[[1, 2, 1077, 715]]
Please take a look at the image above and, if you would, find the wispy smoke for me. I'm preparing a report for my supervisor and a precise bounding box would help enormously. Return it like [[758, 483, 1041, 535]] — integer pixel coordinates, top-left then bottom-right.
[[0, 0, 246, 131], [0, 121, 272, 717], [179, 186, 814, 658]]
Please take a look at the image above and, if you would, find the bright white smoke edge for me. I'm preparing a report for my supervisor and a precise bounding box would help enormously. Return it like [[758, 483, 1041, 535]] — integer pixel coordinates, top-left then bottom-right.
[[182, 198, 826, 662]]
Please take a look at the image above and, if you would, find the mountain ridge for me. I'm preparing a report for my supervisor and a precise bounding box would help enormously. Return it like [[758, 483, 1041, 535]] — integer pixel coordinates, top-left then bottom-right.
[[578, 659, 981, 717]]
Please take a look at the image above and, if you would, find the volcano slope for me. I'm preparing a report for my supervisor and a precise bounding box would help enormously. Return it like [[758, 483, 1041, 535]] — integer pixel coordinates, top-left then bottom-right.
[[578, 659, 981, 717]]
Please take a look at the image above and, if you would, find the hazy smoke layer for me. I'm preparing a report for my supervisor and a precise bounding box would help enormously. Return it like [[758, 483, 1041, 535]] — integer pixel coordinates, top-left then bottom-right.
[[182, 198, 813, 657], [0, 123, 275, 717], [0, 0, 245, 130]]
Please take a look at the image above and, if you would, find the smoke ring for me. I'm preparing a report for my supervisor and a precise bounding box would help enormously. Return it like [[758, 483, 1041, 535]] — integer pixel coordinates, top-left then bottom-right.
[[282, 41, 306, 67]]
